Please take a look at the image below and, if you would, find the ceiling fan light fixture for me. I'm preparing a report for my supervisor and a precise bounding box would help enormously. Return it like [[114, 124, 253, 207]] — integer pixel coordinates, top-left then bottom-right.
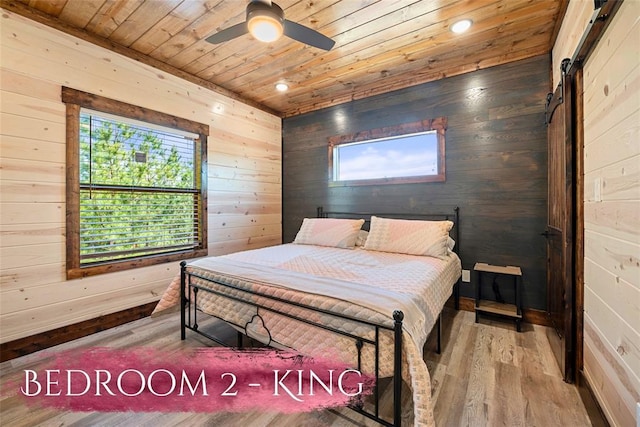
[[247, 2, 284, 43], [205, 1, 335, 51], [451, 19, 472, 34], [248, 15, 283, 42]]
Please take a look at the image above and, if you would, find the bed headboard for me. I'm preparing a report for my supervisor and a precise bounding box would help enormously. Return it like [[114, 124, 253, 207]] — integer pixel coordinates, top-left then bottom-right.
[[316, 206, 460, 255]]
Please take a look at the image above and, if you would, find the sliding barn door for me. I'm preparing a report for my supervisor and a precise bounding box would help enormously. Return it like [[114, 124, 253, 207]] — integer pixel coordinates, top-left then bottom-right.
[[544, 59, 575, 383]]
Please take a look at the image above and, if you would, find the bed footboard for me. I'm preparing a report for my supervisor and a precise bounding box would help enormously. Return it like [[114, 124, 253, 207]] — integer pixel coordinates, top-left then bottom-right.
[[180, 261, 406, 427]]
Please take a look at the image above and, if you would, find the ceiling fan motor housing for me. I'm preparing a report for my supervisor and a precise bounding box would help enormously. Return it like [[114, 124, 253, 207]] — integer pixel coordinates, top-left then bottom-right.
[[247, 2, 284, 27]]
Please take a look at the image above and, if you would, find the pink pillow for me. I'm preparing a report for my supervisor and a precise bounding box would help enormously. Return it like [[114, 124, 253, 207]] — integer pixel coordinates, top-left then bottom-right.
[[293, 218, 365, 248], [363, 216, 453, 258]]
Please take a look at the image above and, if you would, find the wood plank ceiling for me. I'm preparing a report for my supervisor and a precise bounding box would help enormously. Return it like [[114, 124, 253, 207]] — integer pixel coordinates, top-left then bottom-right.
[[2, 0, 568, 117]]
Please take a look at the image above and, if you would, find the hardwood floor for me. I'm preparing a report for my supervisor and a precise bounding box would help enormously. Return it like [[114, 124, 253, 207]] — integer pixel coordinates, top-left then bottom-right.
[[0, 309, 592, 426]]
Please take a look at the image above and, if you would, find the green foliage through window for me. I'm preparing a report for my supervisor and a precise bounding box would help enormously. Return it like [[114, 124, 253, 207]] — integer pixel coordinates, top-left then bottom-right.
[[79, 111, 200, 264]]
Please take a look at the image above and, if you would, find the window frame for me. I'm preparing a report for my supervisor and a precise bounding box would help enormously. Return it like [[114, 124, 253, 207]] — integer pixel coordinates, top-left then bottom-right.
[[328, 117, 447, 186], [63, 87, 209, 279]]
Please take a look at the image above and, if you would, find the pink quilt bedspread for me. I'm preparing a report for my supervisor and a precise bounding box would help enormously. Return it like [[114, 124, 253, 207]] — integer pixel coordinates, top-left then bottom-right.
[[154, 244, 461, 426]]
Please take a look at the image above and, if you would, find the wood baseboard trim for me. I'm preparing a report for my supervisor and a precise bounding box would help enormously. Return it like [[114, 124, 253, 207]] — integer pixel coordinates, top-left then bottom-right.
[[577, 370, 611, 427], [0, 302, 157, 362], [456, 296, 552, 327]]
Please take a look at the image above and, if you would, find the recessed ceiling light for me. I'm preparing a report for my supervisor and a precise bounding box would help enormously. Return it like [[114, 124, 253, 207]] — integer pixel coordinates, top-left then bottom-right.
[[275, 83, 289, 92], [451, 19, 472, 34]]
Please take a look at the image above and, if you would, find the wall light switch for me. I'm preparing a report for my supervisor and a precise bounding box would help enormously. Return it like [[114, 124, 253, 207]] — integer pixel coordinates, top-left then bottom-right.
[[594, 177, 602, 202], [462, 270, 471, 283]]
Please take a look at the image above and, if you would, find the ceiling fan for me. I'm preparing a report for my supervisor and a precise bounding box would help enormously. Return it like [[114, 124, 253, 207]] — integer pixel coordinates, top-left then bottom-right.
[[205, 0, 335, 51]]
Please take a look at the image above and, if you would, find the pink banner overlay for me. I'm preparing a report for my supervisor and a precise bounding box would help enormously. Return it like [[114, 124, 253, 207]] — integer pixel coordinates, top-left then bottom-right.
[[6, 347, 375, 413]]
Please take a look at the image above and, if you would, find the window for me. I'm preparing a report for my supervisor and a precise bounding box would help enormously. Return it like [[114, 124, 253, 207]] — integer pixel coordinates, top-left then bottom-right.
[[63, 87, 208, 279], [328, 117, 446, 186]]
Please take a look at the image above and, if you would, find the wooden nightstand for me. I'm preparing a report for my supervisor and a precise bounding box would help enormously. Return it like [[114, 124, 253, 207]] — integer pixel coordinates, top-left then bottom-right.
[[474, 263, 523, 332]]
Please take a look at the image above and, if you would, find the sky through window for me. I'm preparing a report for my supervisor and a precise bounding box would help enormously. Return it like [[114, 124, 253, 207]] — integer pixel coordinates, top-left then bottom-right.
[[334, 131, 438, 181]]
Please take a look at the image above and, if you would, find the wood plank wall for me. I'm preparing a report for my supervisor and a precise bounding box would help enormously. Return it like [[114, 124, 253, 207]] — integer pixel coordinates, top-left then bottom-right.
[[576, 1, 639, 425], [0, 10, 282, 343], [282, 55, 550, 310]]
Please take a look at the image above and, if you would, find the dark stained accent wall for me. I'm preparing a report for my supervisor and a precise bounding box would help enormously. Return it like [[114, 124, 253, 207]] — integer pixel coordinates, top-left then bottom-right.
[[282, 54, 550, 310]]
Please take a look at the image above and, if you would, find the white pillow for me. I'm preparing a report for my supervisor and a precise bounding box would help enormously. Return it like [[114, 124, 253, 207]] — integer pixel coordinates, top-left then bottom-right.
[[363, 216, 453, 258], [293, 218, 365, 249]]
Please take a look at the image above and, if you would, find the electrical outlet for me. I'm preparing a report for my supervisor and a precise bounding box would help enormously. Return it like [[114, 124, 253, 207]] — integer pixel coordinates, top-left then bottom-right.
[[462, 270, 471, 282]]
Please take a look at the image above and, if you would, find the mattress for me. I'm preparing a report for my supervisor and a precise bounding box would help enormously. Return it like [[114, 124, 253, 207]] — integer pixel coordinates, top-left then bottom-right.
[[154, 244, 461, 426]]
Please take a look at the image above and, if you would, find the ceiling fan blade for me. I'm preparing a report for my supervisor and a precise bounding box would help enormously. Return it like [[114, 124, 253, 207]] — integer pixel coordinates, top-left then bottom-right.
[[283, 20, 335, 51], [205, 22, 248, 44]]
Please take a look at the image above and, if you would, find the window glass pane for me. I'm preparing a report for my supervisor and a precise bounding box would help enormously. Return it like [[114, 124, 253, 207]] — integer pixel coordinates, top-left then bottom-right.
[[80, 112, 195, 189], [334, 131, 438, 181], [78, 111, 199, 266], [80, 190, 198, 264]]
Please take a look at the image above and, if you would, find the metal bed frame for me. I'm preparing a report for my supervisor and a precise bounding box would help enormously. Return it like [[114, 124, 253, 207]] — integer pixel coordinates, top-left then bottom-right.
[[180, 207, 460, 426]]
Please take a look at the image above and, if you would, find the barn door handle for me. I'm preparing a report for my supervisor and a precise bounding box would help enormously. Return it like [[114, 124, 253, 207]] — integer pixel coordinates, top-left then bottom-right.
[[540, 230, 551, 237]]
